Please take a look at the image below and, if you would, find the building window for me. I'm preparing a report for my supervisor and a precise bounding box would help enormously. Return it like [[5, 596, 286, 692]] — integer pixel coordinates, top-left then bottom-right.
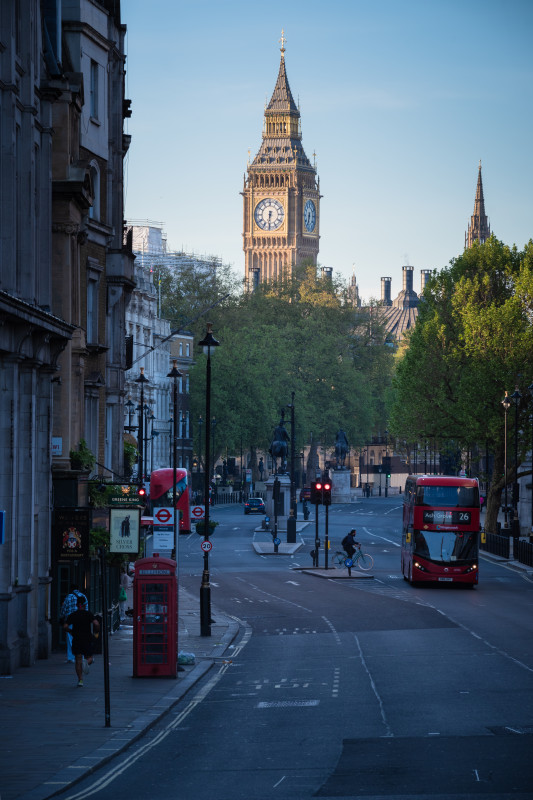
[[186, 343, 190, 356], [88, 163, 100, 220], [90, 60, 99, 119], [179, 342, 183, 356], [84, 394, 99, 463], [87, 276, 99, 343]]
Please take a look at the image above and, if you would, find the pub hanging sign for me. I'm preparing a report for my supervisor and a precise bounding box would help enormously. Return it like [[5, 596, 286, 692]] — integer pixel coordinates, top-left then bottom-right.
[[54, 508, 90, 561]]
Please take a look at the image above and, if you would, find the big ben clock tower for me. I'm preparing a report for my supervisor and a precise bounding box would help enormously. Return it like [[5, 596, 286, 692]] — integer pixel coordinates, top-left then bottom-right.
[[242, 32, 320, 287]]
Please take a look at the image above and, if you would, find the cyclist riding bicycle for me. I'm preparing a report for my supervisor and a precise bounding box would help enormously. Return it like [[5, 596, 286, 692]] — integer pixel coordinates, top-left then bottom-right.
[[342, 529, 360, 559]]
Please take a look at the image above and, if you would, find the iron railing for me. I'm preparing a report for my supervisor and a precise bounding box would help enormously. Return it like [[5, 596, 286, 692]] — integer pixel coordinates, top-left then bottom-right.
[[480, 532, 510, 559]]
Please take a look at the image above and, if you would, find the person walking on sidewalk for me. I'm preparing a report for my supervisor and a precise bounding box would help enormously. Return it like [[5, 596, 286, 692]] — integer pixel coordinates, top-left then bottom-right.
[[64, 596, 100, 687], [60, 584, 87, 663]]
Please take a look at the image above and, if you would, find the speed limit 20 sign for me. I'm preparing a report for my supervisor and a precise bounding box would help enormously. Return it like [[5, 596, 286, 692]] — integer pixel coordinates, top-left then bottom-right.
[[200, 539, 212, 553]]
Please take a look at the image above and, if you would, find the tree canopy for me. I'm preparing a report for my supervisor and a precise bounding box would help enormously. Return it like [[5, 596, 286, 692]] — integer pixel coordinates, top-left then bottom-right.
[[159, 260, 394, 473], [389, 236, 533, 531]]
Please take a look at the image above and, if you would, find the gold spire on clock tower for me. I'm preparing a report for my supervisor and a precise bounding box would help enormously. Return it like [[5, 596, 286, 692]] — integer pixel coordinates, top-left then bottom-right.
[[242, 32, 320, 288]]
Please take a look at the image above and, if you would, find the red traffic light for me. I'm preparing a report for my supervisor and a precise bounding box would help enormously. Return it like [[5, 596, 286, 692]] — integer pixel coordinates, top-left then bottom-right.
[[323, 482, 331, 491], [137, 484, 146, 497], [310, 481, 323, 504]]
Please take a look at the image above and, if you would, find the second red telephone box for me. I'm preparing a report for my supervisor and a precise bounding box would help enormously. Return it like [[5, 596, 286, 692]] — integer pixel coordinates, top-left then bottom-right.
[[133, 555, 177, 677]]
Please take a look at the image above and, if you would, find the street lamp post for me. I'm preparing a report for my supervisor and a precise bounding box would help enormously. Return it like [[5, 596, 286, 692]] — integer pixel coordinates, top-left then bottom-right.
[[167, 417, 173, 465], [502, 391, 511, 530], [211, 416, 217, 481], [198, 416, 203, 472], [198, 324, 220, 637], [146, 411, 155, 474], [134, 368, 149, 486], [511, 386, 522, 535], [287, 392, 296, 543], [529, 381, 533, 540], [150, 430, 159, 474], [124, 398, 136, 433], [143, 408, 154, 480], [167, 361, 183, 563], [385, 429, 389, 497]]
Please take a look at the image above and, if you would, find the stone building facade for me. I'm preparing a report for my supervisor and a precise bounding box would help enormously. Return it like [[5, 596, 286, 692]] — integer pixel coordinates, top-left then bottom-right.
[[0, 0, 132, 674]]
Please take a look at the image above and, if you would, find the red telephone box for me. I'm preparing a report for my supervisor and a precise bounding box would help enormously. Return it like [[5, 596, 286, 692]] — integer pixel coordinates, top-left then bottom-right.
[[133, 555, 177, 678]]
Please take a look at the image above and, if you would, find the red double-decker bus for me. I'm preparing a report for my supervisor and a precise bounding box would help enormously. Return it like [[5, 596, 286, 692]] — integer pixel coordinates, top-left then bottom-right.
[[149, 468, 191, 535], [401, 475, 480, 587]]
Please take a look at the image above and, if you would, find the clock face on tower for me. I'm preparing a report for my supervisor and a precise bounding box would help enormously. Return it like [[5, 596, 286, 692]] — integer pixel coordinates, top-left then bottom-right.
[[304, 199, 316, 232], [254, 198, 285, 231]]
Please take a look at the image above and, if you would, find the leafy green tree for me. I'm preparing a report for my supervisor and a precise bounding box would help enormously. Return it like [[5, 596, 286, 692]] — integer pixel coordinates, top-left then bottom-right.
[[389, 236, 533, 532], [166, 262, 395, 478]]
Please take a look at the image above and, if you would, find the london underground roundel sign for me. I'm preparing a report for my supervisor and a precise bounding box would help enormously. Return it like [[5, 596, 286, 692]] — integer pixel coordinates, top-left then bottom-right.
[[154, 508, 172, 524]]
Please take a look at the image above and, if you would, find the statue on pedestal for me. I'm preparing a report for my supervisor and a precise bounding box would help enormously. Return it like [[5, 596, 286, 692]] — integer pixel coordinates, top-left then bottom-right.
[[335, 429, 349, 469], [269, 412, 290, 474]]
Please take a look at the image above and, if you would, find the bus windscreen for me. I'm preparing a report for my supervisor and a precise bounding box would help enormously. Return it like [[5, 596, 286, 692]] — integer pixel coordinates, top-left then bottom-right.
[[416, 485, 479, 508]]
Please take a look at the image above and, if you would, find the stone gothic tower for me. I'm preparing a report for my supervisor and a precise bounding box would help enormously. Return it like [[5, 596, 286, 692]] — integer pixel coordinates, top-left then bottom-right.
[[242, 32, 320, 287], [465, 161, 491, 248]]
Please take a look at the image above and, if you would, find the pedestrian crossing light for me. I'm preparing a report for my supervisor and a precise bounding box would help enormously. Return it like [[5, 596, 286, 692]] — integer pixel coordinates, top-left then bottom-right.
[[310, 481, 323, 504], [323, 481, 332, 505]]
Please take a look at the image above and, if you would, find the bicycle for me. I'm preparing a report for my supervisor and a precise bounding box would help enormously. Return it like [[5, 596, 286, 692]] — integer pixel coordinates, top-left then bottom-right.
[[333, 546, 374, 572]]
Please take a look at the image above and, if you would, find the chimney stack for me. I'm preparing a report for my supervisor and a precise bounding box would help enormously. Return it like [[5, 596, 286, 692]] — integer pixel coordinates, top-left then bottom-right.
[[402, 266, 414, 292], [420, 269, 431, 293], [381, 277, 392, 305]]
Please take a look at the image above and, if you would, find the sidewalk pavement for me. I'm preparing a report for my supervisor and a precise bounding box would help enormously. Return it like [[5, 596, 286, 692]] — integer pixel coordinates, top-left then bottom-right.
[[0, 587, 241, 800]]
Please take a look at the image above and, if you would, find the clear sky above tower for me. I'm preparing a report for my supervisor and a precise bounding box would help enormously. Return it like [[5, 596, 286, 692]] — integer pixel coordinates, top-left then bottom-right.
[[123, 0, 533, 302]]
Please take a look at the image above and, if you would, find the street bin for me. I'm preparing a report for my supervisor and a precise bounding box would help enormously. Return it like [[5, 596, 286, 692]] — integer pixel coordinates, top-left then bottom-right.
[[133, 555, 177, 678]]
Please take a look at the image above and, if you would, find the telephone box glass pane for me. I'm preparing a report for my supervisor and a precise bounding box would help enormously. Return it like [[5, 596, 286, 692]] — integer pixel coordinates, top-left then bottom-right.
[[140, 582, 169, 664]]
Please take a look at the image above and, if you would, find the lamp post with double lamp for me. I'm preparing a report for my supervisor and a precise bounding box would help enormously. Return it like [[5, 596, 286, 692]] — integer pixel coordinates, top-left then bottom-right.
[[502, 391, 511, 530], [134, 368, 149, 488], [510, 386, 522, 536], [167, 360, 183, 562], [198, 324, 220, 637]]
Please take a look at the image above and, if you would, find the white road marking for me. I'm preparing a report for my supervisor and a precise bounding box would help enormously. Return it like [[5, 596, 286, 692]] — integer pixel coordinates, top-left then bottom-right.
[[61, 624, 252, 800], [286, 580, 300, 586], [354, 634, 393, 738], [363, 527, 400, 547]]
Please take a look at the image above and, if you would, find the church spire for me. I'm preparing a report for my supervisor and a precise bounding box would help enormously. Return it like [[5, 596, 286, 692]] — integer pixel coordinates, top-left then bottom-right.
[[465, 161, 491, 248]]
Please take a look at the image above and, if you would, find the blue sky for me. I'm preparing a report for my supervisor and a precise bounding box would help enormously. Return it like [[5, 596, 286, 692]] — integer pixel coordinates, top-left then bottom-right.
[[123, 0, 533, 302]]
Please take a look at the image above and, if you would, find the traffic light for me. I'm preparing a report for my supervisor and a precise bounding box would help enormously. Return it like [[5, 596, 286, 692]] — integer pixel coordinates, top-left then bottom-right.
[[322, 481, 332, 505], [310, 481, 323, 504], [137, 484, 146, 498]]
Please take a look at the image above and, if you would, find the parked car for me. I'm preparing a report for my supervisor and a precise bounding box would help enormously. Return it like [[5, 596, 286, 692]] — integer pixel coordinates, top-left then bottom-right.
[[299, 486, 311, 502], [244, 497, 266, 514]]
